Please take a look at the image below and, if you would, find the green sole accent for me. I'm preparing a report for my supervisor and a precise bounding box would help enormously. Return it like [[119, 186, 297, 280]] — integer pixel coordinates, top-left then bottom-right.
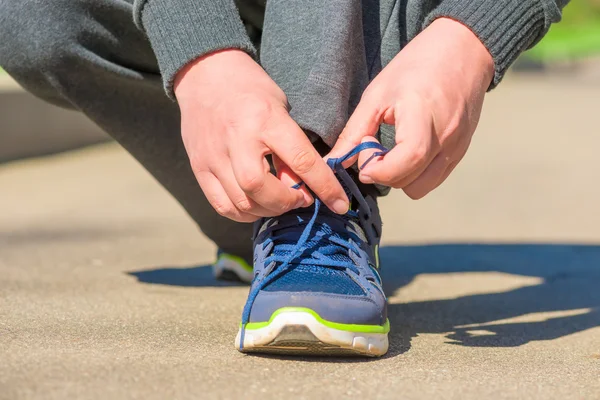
[[218, 253, 253, 273], [242, 307, 390, 334]]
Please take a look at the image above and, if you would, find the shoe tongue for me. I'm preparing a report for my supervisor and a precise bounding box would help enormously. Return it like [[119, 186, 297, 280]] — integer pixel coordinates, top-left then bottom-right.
[[334, 167, 363, 213], [338, 173, 354, 201]]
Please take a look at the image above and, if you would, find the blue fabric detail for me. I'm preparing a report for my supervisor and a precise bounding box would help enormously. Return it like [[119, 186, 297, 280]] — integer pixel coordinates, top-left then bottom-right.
[[239, 142, 388, 350], [263, 265, 365, 295]]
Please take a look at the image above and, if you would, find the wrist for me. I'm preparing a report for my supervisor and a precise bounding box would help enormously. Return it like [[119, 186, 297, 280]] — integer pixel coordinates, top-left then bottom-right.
[[429, 18, 495, 89], [174, 49, 254, 100]]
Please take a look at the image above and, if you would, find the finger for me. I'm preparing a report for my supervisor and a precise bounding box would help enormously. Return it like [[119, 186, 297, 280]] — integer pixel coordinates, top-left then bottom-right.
[[272, 155, 313, 207], [213, 159, 287, 218], [387, 162, 429, 189], [404, 135, 470, 198], [387, 146, 441, 189], [403, 151, 453, 199], [326, 89, 385, 168], [230, 141, 305, 215], [195, 171, 259, 223], [359, 101, 436, 186], [268, 117, 349, 214], [440, 159, 459, 184], [435, 146, 467, 187], [356, 137, 385, 184]]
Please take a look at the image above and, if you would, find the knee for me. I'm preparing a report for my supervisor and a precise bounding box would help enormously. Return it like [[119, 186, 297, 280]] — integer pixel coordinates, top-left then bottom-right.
[[0, 0, 85, 93]]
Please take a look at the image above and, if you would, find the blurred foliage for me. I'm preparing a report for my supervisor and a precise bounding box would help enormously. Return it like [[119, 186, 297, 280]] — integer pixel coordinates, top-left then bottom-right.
[[527, 0, 600, 61]]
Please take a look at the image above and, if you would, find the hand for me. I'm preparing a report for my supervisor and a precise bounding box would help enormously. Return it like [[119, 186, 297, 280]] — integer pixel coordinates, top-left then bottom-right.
[[328, 18, 494, 199], [175, 49, 348, 222]]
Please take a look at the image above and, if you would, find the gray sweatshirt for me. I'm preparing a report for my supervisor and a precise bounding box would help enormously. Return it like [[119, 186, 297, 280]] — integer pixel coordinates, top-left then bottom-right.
[[133, 0, 568, 99]]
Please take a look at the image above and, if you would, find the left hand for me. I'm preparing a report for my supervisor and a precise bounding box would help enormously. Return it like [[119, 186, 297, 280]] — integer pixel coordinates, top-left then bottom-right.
[[327, 18, 494, 199]]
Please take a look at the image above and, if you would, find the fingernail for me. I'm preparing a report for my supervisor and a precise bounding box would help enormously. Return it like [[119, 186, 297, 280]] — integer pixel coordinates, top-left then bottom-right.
[[361, 175, 374, 184], [333, 199, 349, 214], [303, 195, 314, 207]]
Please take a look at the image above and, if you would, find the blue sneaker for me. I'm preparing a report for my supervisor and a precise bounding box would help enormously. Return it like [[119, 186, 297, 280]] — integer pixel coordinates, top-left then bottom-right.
[[235, 142, 389, 357]]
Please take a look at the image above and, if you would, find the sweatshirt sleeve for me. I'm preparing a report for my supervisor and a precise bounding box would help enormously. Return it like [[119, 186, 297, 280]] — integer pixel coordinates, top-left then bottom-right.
[[133, 0, 257, 99], [423, 0, 570, 89]]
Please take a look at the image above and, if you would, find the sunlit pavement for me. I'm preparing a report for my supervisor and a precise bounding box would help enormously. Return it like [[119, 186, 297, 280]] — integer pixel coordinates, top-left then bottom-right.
[[1, 74, 599, 399]]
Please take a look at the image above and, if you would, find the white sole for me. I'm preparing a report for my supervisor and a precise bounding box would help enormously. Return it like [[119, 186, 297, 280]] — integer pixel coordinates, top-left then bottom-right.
[[235, 309, 389, 357]]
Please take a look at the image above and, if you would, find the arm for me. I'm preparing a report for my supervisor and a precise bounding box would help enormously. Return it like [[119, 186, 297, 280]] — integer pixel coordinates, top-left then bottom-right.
[[133, 0, 256, 98], [133, 3, 349, 221], [424, 0, 570, 88], [329, 1, 570, 200]]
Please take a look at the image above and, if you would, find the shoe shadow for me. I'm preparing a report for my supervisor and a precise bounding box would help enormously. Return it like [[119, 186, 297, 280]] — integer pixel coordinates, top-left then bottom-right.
[[127, 264, 244, 287], [127, 243, 600, 361], [381, 244, 600, 357]]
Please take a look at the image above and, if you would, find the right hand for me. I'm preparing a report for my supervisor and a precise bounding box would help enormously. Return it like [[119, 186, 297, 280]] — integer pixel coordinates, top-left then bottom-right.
[[174, 49, 349, 222]]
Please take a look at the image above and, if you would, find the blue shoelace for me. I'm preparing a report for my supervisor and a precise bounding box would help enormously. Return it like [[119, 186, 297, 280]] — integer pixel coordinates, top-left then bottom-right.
[[239, 141, 388, 349]]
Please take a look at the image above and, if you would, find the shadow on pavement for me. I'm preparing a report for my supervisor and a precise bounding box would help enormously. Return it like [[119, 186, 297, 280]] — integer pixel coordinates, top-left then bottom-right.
[[128, 243, 600, 359], [381, 244, 600, 357], [128, 264, 243, 287]]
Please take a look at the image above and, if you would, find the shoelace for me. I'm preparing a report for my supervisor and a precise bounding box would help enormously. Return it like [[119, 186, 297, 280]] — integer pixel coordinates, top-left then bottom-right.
[[239, 141, 388, 350]]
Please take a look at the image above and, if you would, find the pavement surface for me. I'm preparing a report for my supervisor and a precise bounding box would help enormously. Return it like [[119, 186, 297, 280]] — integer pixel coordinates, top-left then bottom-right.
[[1, 74, 600, 399]]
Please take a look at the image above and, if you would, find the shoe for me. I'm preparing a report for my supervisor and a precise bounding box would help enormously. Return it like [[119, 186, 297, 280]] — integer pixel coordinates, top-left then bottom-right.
[[212, 250, 253, 283], [235, 142, 389, 357]]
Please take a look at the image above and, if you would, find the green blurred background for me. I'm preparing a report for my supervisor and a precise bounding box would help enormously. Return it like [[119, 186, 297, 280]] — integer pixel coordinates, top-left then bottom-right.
[[526, 0, 600, 62]]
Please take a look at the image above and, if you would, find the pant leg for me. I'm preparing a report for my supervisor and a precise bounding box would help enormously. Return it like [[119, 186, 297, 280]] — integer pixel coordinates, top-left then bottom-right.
[[260, 0, 414, 151], [0, 0, 253, 263]]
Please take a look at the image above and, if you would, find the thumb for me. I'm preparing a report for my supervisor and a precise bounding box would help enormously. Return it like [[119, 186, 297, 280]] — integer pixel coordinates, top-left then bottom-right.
[[326, 93, 382, 168]]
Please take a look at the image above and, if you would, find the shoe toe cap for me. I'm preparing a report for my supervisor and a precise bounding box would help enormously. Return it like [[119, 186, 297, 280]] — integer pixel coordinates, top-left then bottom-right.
[[249, 290, 387, 326]]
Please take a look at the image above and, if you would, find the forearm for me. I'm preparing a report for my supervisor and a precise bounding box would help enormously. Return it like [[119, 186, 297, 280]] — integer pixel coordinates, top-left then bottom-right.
[[133, 0, 256, 99], [424, 0, 570, 89]]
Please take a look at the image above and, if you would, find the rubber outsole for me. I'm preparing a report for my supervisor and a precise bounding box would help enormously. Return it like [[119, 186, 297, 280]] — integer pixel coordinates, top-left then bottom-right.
[[236, 309, 389, 357]]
